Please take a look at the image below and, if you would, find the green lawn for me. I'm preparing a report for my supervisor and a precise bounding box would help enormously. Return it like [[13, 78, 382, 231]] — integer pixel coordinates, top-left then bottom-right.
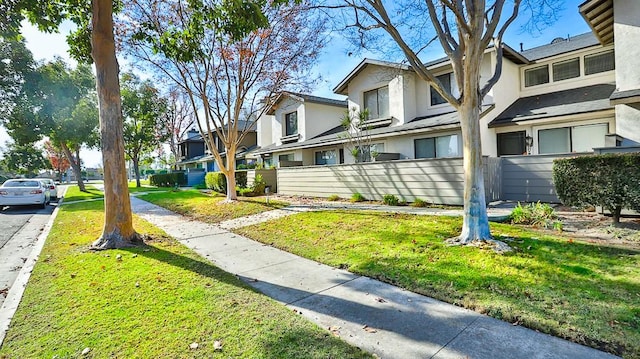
[[234, 211, 640, 358], [0, 201, 370, 358], [62, 183, 169, 203], [138, 189, 289, 222], [62, 184, 104, 202]]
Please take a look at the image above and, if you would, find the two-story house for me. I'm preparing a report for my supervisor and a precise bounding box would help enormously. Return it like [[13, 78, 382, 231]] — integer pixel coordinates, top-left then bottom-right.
[[254, 92, 347, 167], [175, 128, 207, 171], [256, 29, 634, 166], [176, 122, 258, 172]]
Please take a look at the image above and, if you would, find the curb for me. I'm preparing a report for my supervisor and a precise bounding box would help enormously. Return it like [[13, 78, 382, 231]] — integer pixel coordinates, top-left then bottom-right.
[[0, 188, 66, 347]]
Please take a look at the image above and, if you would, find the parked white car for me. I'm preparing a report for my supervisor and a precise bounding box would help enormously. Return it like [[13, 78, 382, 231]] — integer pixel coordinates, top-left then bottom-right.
[[0, 179, 51, 209], [34, 178, 58, 200]]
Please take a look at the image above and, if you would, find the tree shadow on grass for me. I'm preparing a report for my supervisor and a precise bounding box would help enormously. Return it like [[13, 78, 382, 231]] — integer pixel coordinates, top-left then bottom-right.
[[120, 241, 374, 358]]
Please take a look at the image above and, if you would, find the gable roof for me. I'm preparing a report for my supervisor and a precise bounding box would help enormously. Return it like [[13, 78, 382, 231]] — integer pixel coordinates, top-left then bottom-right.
[[520, 32, 601, 61], [253, 106, 493, 155], [333, 47, 531, 96], [333, 59, 411, 95], [266, 92, 347, 115], [489, 83, 615, 127]]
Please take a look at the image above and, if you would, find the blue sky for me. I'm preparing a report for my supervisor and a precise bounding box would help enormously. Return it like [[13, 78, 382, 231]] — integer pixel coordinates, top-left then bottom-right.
[[1, 0, 592, 167]]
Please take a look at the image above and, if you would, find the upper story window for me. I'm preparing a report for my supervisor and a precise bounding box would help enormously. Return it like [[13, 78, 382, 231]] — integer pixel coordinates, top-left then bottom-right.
[[430, 73, 452, 106], [363, 86, 389, 120], [585, 50, 615, 75], [552, 58, 580, 82], [285, 111, 298, 136], [525, 65, 549, 87], [415, 134, 460, 159], [524, 49, 615, 88]]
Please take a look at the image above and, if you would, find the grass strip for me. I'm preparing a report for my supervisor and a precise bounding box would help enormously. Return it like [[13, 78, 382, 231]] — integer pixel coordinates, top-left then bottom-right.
[[0, 201, 370, 358], [138, 189, 289, 223], [62, 185, 104, 202], [234, 210, 640, 358]]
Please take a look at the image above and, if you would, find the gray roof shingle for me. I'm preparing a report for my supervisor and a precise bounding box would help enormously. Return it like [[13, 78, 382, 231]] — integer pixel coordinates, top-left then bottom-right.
[[251, 108, 501, 155], [489, 83, 615, 127], [520, 32, 600, 61]]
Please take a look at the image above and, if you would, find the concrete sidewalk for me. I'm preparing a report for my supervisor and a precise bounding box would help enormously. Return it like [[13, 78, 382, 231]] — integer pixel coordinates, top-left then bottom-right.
[[131, 197, 618, 359]]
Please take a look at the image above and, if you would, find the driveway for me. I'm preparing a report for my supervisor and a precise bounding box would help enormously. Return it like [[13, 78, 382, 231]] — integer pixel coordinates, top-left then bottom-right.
[[0, 202, 57, 308]]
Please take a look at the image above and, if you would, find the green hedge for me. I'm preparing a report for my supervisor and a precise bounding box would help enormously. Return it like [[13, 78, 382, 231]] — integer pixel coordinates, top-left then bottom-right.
[[205, 172, 226, 193], [205, 171, 247, 194], [149, 172, 187, 187], [553, 153, 640, 223]]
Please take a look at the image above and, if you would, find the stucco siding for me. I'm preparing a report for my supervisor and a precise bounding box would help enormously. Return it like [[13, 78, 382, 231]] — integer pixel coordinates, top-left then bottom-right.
[[304, 102, 346, 139]]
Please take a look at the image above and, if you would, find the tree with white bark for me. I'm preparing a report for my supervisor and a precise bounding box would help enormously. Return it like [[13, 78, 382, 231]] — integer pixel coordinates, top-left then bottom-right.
[[328, 0, 558, 248]]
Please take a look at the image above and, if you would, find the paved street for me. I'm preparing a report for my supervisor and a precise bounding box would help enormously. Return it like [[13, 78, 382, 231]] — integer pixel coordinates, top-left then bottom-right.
[[0, 203, 57, 308]]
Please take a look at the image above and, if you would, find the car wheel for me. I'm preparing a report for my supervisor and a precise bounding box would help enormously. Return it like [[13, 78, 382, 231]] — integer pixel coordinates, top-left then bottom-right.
[[40, 201, 46, 209]]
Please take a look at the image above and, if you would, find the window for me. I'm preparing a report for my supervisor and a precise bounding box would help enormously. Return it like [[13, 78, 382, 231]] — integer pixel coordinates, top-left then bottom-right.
[[355, 143, 384, 162], [538, 123, 608, 154], [571, 123, 608, 152], [430, 73, 452, 106], [315, 150, 337, 165], [414, 135, 460, 159], [363, 87, 389, 119], [539, 128, 570, 154], [497, 131, 526, 156], [585, 50, 615, 75], [524, 65, 549, 87], [553, 58, 580, 82], [285, 112, 297, 136], [278, 153, 294, 162]]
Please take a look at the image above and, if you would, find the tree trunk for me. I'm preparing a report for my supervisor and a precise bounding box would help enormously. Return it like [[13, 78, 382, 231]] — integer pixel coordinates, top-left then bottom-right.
[[90, 0, 141, 249], [225, 148, 237, 201], [449, 41, 493, 245], [612, 206, 622, 225], [456, 100, 492, 243], [60, 143, 85, 192], [133, 157, 141, 188]]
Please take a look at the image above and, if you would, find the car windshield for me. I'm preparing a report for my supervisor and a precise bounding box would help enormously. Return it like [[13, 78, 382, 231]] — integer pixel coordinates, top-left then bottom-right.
[[2, 180, 41, 187]]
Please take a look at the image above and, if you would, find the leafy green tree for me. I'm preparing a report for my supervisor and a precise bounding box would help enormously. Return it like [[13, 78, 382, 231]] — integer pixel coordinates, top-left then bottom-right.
[[0, 37, 37, 121], [37, 59, 98, 191], [7, 0, 311, 248], [120, 73, 168, 188], [0, 142, 49, 177]]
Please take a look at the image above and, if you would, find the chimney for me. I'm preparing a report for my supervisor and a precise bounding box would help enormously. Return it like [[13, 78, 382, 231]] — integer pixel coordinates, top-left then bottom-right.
[[520, 42, 523, 52]]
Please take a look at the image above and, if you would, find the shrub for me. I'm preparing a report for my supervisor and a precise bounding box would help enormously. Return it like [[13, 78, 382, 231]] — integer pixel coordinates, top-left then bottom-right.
[[509, 202, 560, 229], [382, 194, 400, 206], [205, 171, 247, 194], [205, 172, 227, 193], [350, 192, 365, 202], [251, 174, 266, 195], [235, 171, 248, 188], [327, 194, 341, 201], [238, 187, 255, 197], [553, 153, 640, 223], [411, 198, 429, 207], [149, 172, 187, 187]]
